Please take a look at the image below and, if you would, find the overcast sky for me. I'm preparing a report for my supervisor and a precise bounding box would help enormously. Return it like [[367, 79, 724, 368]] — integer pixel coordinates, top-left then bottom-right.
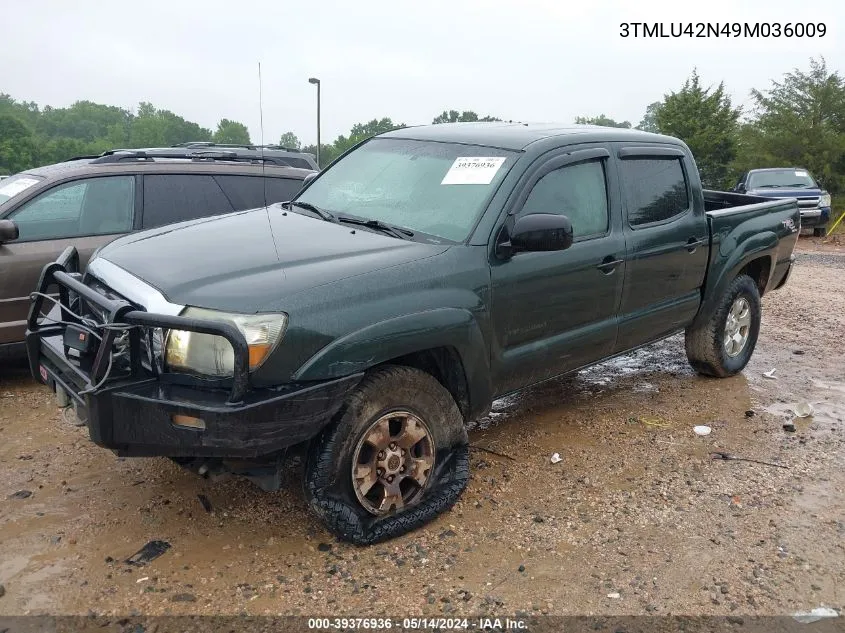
[[2, 0, 843, 146]]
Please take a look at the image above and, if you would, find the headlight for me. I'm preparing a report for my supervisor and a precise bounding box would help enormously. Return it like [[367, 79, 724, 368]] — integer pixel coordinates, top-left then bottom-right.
[[819, 193, 831, 207], [164, 308, 287, 377]]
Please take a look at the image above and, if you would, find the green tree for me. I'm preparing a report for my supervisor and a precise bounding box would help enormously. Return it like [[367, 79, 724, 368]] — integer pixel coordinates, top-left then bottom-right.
[[432, 109, 500, 124], [655, 70, 741, 189], [301, 143, 336, 166], [333, 117, 405, 157], [278, 131, 301, 150], [129, 102, 212, 148], [740, 57, 845, 193], [0, 115, 38, 174], [574, 114, 632, 128], [37, 101, 133, 143], [213, 119, 251, 145], [637, 102, 661, 133]]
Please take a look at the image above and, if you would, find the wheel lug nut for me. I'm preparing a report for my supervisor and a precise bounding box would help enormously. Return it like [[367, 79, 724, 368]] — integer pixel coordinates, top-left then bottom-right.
[[387, 475, 394, 483], [389, 442, 396, 450], [400, 466, 406, 473], [378, 451, 385, 459], [377, 468, 384, 476]]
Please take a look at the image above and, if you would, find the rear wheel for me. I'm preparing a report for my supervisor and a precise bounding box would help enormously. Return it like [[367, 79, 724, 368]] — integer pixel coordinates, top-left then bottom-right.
[[685, 274, 761, 378], [304, 365, 469, 545]]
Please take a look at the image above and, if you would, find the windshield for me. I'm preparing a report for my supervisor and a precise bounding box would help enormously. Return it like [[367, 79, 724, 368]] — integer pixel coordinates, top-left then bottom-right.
[[0, 174, 43, 204], [294, 138, 518, 241], [747, 169, 817, 189]]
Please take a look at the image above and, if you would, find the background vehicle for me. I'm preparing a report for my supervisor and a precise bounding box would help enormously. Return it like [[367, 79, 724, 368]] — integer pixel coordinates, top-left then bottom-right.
[[27, 123, 799, 544], [0, 148, 315, 357], [733, 167, 832, 236], [169, 142, 318, 170]]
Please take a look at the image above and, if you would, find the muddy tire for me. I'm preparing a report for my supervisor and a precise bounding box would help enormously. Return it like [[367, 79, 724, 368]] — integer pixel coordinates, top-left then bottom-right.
[[685, 274, 761, 378], [304, 365, 469, 545]]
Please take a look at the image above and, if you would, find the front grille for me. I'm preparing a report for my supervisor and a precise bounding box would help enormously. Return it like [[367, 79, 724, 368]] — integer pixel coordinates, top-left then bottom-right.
[[796, 197, 820, 208]]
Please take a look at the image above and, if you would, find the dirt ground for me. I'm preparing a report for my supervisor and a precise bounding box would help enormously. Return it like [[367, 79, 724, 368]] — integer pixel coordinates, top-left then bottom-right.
[[1, 238, 843, 619]]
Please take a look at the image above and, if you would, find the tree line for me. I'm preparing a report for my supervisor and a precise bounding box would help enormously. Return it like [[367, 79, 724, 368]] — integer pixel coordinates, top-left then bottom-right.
[[2, 57, 843, 197]]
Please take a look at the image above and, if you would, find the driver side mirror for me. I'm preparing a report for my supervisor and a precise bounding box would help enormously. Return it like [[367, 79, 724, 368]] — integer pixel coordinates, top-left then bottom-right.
[[0, 219, 19, 244], [497, 213, 574, 259], [735, 183, 746, 193]]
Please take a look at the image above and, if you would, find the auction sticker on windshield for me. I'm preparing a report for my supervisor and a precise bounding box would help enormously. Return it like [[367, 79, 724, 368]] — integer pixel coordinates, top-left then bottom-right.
[[0, 177, 39, 199], [441, 157, 506, 185]]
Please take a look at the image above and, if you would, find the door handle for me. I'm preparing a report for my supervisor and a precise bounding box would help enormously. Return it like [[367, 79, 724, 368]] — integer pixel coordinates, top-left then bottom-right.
[[686, 237, 705, 252], [596, 255, 624, 274]]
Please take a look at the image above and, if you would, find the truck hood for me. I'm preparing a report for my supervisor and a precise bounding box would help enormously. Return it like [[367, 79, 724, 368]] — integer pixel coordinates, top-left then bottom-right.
[[95, 207, 449, 312]]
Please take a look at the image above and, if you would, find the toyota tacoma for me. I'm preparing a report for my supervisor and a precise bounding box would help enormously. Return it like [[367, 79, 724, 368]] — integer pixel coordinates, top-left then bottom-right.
[[27, 123, 800, 544]]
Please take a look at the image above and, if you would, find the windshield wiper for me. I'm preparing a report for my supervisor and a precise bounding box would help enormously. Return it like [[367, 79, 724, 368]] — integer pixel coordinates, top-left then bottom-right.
[[783, 183, 810, 188], [282, 200, 335, 222], [336, 216, 414, 240], [756, 184, 782, 188]]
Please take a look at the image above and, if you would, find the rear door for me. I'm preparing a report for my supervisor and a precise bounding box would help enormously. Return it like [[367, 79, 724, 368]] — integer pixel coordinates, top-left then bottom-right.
[[0, 175, 137, 346], [613, 145, 708, 351]]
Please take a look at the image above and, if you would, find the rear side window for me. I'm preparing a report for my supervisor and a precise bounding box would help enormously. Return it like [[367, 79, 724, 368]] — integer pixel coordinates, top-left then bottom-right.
[[214, 175, 267, 209], [275, 157, 313, 169], [214, 175, 304, 209], [266, 177, 306, 203], [142, 175, 234, 229], [621, 158, 689, 226]]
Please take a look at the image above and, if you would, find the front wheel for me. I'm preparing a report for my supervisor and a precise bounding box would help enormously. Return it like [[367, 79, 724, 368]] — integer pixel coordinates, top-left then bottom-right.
[[813, 226, 828, 238], [304, 365, 469, 545], [685, 274, 762, 378]]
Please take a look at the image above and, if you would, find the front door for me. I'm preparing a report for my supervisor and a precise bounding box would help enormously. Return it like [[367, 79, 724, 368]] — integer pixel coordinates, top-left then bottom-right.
[[0, 175, 136, 346], [489, 146, 625, 395]]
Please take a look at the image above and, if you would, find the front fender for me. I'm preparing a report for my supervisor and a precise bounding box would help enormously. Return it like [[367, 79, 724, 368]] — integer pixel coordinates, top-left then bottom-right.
[[692, 229, 777, 329], [293, 308, 492, 418]]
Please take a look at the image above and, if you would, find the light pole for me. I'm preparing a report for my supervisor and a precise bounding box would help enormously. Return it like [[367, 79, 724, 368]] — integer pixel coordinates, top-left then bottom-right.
[[308, 77, 321, 168]]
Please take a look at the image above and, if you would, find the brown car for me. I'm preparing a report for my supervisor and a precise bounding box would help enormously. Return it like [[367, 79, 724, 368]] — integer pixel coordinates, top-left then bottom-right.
[[0, 148, 316, 358]]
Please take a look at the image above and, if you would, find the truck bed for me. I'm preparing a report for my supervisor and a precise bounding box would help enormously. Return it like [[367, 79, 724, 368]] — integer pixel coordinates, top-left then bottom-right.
[[690, 190, 800, 331]]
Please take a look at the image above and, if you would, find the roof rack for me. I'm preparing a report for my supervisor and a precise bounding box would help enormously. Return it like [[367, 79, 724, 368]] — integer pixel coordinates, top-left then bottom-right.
[[173, 141, 302, 153], [85, 148, 304, 167]]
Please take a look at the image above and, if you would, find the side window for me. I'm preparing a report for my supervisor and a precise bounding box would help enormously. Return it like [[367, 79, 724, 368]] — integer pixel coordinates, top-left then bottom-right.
[[214, 175, 305, 210], [266, 177, 305, 203], [520, 160, 609, 239], [620, 157, 690, 226], [142, 175, 234, 229], [10, 176, 134, 241], [214, 176, 267, 210], [283, 158, 314, 169]]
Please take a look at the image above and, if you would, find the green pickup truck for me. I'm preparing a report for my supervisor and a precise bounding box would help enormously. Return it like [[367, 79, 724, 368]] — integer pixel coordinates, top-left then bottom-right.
[[27, 123, 799, 544]]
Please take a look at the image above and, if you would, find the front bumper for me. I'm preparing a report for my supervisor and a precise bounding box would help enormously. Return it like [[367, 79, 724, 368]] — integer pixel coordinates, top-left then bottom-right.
[[799, 207, 831, 227], [27, 247, 361, 458]]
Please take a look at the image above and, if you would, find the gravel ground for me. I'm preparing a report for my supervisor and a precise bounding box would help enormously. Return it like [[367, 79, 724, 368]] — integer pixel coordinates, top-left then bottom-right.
[[0, 238, 843, 619]]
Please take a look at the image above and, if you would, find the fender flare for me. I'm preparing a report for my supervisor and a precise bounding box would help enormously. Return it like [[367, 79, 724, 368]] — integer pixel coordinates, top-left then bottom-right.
[[293, 308, 493, 420], [692, 230, 777, 329]]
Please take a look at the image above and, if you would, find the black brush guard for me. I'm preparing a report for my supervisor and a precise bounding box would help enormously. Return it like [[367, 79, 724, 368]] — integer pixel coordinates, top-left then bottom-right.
[[25, 247, 361, 458], [26, 246, 251, 403]]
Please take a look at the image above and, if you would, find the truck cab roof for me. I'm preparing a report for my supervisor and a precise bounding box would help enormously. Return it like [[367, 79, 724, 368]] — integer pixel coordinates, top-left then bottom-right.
[[380, 122, 682, 150]]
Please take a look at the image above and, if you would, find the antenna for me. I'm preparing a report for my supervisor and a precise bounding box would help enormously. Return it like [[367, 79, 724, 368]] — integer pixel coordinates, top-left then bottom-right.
[[258, 62, 267, 208]]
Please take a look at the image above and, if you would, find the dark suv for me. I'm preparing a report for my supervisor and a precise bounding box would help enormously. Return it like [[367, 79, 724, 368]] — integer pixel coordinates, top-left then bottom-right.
[[0, 148, 315, 357]]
